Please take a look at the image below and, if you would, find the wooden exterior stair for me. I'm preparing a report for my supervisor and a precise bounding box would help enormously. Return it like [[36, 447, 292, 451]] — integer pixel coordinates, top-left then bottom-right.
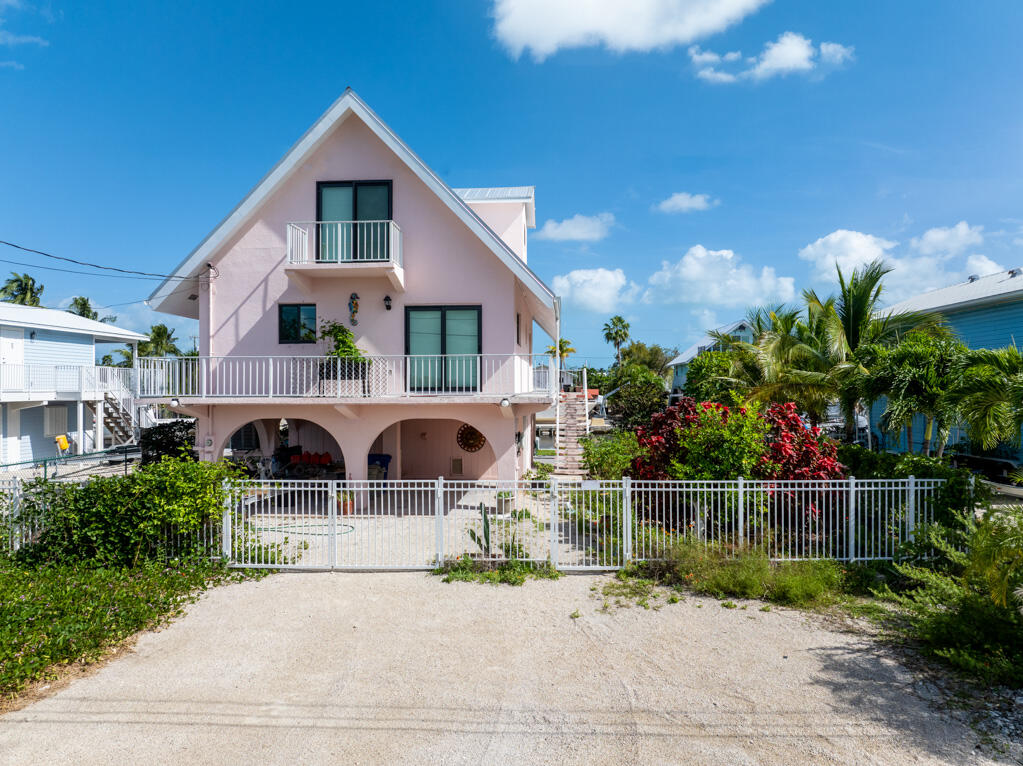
[[554, 391, 588, 476]]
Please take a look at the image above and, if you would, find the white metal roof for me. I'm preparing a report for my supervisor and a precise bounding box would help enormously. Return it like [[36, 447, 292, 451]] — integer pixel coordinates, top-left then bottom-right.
[[0, 303, 148, 343], [454, 186, 536, 228], [668, 319, 749, 367], [884, 267, 1023, 314], [147, 89, 555, 331]]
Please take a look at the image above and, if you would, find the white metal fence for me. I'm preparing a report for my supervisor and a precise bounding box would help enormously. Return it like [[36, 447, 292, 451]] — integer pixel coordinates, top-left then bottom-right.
[[221, 476, 944, 570], [1, 476, 945, 569]]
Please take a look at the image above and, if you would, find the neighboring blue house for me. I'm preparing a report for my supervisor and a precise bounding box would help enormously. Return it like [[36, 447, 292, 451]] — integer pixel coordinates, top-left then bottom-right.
[[0, 304, 147, 463], [870, 267, 1023, 460], [668, 319, 754, 402]]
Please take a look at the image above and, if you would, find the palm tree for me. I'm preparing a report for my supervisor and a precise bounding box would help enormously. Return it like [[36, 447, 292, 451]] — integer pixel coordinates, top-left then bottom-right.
[[602, 315, 630, 365], [0, 272, 43, 306], [546, 338, 576, 363], [67, 296, 117, 323], [953, 347, 1023, 450], [139, 324, 182, 357]]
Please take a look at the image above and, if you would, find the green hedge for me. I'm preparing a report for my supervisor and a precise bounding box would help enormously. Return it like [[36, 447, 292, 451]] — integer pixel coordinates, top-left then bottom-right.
[[6, 457, 236, 567]]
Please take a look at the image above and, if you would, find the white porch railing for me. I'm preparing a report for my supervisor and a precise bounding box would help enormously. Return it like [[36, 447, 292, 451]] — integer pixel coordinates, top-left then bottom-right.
[[286, 220, 403, 266], [137, 355, 556, 400], [0, 364, 133, 399]]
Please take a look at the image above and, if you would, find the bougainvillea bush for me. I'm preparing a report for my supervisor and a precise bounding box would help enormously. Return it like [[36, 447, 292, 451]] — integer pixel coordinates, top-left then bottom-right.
[[632, 398, 845, 481]]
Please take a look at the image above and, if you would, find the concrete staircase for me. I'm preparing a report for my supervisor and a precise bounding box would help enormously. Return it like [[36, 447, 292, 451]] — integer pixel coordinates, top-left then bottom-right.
[[554, 391, 588, 476]]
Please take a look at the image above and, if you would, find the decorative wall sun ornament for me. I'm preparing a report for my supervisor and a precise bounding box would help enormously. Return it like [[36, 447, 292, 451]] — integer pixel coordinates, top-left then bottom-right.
[[456, 424, 486, 453]]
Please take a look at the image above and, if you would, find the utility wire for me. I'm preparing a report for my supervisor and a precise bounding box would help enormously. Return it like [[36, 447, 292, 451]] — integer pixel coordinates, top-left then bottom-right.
[[0, 256, 197, 281], [0, 239, 203, 280]]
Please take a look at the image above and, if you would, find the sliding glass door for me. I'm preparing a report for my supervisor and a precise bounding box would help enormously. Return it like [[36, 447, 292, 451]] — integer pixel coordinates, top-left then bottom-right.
[[406, 307, 481, 392], [316, 181, 392, 262]]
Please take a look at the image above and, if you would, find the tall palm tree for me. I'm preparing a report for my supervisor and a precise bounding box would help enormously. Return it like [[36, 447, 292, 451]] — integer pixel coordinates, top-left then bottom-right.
[[0, 272, 43, 306], [67, 296, 117, 323], [139, 324, 182, 357], [602, 315, 630, 365], [953, 346, 1023, 450], [546, 338, 576, 363]]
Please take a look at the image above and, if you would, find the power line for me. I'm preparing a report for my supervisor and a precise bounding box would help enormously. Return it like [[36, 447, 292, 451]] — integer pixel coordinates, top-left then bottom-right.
[[0, 239, 202, 280], [0, 256, 195, 281]]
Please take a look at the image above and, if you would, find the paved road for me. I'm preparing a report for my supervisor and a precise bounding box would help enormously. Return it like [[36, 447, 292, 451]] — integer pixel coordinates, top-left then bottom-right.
[[0, 573, 1000, 765]]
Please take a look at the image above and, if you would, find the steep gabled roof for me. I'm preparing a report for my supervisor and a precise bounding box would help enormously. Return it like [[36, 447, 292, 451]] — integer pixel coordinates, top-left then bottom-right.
[[454, 186, 536, 228], [148, 89, 555, 320], [0, 303, 148, 343], [884, 267, 1023, 315], [668, 319, 749, 367]]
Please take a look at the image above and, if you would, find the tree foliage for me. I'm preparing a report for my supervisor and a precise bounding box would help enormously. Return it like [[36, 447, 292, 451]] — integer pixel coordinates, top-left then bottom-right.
[[602, 315, 630, 365], [0, 272, 43, 306], [605, 364, 667, 429], [619, 340, 678, 379], [682, 350, 736, 404]]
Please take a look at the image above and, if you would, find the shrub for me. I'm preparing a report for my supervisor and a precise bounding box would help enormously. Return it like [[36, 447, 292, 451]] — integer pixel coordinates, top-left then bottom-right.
[[837, 444, 986, 526], [880, 509, 1023, 686], [758, 403, 845, 481], [682, 351, 736, 404], [606, 364, 668, 430], [667, 403, 769, 480], [11, 457, 236, 567], [140, 420, 196, 464], [581, 431, 646, 479]]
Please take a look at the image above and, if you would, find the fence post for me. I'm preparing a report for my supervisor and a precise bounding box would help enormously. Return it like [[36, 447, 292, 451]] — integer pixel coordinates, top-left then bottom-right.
[[220, 480, 232, 563], [906, 475, 916, 544], [846, 476, 857, 562], [737, 476, 746, 548], [549, 477, 559, 570], [329, 478, 337, 568], [622, 476, 632, 565], [434, 477, 445, 566]]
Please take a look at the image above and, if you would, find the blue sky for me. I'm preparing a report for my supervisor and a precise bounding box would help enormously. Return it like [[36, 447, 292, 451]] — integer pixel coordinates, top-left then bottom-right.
[[1, 1, 1022, 364]]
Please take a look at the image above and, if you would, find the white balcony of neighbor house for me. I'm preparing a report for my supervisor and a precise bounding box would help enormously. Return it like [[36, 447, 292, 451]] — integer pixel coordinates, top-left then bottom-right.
[[284, 220, 405, 291], [135, 354, 556, 405], [0, 364, 135, 403]]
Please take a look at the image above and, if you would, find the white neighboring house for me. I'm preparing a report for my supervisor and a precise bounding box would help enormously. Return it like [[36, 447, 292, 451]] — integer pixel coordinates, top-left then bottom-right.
[[0, 304, 147, 463]]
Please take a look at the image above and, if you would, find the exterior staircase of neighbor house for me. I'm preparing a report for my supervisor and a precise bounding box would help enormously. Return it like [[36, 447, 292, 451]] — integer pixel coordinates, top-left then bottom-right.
[[554, 391, 588, 476], [102, 392, 136, 446]]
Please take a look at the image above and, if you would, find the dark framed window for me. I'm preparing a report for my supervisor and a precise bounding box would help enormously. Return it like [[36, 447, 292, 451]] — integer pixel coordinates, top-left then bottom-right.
[[316, 180, 393, 262], [279, 304, 317, 344], [405, 306, 482, 392]]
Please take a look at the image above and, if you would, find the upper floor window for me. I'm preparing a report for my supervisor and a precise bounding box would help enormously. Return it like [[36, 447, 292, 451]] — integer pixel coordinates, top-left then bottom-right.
[[316, 181, 392, 262], [279, 304, 317, 344]]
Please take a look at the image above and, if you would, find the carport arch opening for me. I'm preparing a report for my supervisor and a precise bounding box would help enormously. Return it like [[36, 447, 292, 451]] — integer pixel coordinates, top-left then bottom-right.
[[219, 417, 347, 474], [367, 417, 499, 480]]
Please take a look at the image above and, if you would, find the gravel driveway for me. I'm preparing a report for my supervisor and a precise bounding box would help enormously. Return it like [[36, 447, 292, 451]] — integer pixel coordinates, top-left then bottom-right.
[[0, 572, 1004, 765]]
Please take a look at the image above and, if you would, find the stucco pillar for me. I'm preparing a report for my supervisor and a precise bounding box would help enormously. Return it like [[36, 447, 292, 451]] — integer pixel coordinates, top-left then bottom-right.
[[95, 400, 104, 451], [487, 419, 517, 481], [76, 401, 85, 455]]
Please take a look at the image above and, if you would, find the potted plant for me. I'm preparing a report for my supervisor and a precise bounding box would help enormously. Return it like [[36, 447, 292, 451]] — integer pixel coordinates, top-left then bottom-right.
[[319, 319, 369, 391], [336, 489, 355, 515], [496, 490, 513, 516]]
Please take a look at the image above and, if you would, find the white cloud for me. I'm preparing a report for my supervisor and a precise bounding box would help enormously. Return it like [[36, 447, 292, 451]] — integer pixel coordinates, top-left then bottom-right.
[[553, 267, 639, 313], [910, 221, 984, 256], [0, 28, 45, 45], [798, 229, 898, 281], [656, 191, 719, 213], [799, 224, 1004, 305], [692, 31, 854, 83], [535, 212, 615, 242], [492, 0, 769, 61], [965, 254, 1004, 278], [643, 245, 796, 307], [0, 59, 22, 68]]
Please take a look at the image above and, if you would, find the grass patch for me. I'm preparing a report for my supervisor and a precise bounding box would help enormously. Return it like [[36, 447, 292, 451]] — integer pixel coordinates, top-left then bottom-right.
[[0, 560, 254, 699], [535, 449, 556, 456], [433, 558, 560, 586], [632, 539, 850, 609]]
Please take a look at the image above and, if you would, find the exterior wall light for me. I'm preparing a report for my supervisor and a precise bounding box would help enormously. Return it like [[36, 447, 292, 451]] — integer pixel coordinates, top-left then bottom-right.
[[170, 398, 180, 407], [500, 398, 510, 408], [383, 295, 392, 311]]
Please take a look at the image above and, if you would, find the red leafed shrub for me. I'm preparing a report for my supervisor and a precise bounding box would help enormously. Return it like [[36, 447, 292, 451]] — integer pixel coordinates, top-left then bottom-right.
[[757, 402, 845, 481], [632, 397, 844, 481]]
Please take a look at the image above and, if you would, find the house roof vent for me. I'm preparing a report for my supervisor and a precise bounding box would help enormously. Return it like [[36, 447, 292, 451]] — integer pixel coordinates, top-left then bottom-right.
[[967, 274, 980, 283], [1009, 268, 1022, 277]]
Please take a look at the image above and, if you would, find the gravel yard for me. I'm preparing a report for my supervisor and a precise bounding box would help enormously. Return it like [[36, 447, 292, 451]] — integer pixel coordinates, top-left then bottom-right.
[[0, 572, 1011, 765]]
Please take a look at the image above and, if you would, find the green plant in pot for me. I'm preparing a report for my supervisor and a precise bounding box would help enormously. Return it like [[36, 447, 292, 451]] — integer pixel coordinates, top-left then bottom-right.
[[319, 319, 368, 382], [336, 489, 355, 515], [496, 490, 513, 516]]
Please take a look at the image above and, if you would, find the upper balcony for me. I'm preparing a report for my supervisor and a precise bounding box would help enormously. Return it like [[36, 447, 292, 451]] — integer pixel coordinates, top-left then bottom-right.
[[0, 364, 134, 403], [136, 355, 555, 405], [285, 220, 404, 291]]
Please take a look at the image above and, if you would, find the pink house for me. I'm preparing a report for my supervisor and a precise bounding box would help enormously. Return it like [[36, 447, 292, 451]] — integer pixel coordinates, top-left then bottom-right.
[[142, 90, 559, 481]]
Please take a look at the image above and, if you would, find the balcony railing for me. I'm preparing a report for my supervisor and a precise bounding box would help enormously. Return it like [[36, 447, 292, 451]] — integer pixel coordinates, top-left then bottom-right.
[[286, 220, 403, 266], [137, 355, 555, 400], [0, 364, 134, 398]]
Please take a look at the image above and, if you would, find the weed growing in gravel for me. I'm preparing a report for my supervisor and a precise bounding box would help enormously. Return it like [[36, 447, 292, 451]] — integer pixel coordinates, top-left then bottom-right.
[[433, 558, 560, 586]]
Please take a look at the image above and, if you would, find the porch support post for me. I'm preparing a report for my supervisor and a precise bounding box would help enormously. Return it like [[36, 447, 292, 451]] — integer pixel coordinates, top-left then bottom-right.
[[75, 400, 85, 454]]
